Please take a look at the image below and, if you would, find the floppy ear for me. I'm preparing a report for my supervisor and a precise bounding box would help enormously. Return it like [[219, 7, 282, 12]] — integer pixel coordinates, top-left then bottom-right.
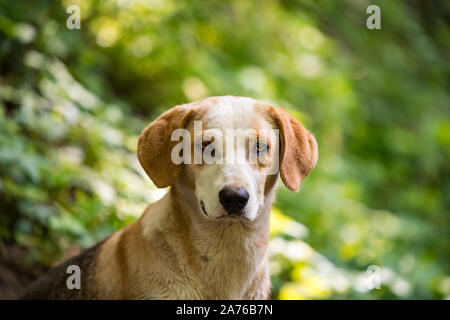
[[267, 106, 318, 192], [138, 105, 194, 188]]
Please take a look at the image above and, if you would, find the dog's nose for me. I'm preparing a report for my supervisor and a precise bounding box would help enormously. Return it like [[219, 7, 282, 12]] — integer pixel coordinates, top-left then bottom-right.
[[219, 186, 249, 214]]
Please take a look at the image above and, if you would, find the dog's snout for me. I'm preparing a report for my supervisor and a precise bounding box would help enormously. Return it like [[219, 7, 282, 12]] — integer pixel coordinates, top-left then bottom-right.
[[219, 186, 249, 214]]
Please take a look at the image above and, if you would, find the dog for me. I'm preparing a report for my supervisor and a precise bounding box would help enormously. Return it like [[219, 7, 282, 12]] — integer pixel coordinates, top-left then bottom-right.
[[22, 96, 318, 299]]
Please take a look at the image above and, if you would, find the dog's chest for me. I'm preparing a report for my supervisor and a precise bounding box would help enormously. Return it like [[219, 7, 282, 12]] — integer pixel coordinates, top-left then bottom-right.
[[185, 237, 268, 299]]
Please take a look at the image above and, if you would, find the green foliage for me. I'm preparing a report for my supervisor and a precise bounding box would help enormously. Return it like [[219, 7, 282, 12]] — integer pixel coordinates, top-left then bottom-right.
[[0, 0, 449, 299]]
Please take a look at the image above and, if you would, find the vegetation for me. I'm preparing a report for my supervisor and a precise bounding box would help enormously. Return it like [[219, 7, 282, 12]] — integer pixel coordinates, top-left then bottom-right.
[[0, 0, 449, 299]]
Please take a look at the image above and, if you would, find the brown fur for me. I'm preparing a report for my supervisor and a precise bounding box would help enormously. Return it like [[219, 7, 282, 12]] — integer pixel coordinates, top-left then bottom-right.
[[265, 105, 318, 191]]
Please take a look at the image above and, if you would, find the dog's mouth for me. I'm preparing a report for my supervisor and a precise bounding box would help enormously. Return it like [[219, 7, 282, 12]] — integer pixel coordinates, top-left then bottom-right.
[[216, 214, 249, 221], [200, 201, 208, 216], [200, 200, 248, 221]]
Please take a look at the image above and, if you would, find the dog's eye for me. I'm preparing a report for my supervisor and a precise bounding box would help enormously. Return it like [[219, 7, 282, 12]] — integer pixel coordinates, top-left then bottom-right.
[[201, 141, 212, 150], [201, 140, 215, 157], [254, 142, 269, 155]]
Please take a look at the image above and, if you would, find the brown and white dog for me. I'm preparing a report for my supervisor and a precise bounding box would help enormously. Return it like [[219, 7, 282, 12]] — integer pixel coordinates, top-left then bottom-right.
[[23, 96, 318, 299]]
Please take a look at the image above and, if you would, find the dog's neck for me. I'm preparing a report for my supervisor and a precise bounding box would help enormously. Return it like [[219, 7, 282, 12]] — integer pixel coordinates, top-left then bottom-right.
[[142, 183, 274, 298]]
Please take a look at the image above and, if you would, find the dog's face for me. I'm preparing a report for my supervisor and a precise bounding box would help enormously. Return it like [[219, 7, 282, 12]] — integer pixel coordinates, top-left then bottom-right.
[[185, 97, 279, 221], [138, 96, 318, 222]]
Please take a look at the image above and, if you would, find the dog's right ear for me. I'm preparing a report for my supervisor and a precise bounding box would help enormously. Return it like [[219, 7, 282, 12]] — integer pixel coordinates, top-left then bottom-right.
[[138, 105, 195, 188]]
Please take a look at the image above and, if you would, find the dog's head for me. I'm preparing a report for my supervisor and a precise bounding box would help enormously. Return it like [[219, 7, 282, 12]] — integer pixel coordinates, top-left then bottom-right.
[[138, 96, 318, 222]]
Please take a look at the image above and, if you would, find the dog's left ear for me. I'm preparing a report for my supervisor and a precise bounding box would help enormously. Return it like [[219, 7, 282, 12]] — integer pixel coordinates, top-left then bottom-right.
[[267, 106, 318, 192], [138, 105, 195, 188]]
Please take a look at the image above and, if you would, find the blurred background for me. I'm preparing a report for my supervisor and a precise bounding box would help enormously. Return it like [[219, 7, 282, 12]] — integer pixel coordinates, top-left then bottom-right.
[[0, 0, 449, 299]]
